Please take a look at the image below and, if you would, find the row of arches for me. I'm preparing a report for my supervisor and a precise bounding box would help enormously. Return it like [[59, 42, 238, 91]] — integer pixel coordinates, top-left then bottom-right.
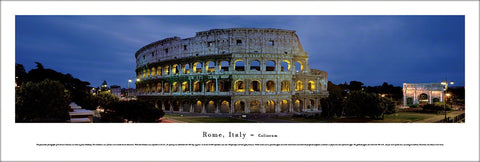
[[137, 79, 319, 94], [137, 59, 305, 79], [157, 99, 318, 114]]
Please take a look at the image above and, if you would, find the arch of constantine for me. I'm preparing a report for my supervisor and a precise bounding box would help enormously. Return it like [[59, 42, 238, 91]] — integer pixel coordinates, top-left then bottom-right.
[[134, 28, 329, 114], [403, 83, 445, 106]]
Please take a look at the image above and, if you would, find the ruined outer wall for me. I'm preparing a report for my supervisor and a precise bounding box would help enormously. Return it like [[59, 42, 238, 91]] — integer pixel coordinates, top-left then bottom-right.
[[136, 28, 306, 68]]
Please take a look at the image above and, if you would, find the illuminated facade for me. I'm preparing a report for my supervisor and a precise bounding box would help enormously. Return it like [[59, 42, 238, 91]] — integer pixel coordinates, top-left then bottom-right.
[[135, 28, 328, 114], [402, 83, 445, 106]]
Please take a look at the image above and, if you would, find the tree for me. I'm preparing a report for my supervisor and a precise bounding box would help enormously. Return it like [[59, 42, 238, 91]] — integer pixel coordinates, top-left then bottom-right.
[[321, 89, 344, 119], [349, 81, 364, 91], [16, 79, 70, 122], [15, 64, 27, 86], [96, 91, 119, 109], [21, 62, 94, 109], [344, 91, 387, 119]]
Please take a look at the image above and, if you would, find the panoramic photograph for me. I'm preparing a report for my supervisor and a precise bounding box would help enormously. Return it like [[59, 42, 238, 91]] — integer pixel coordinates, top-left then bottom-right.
[[15, 15, 465, 123]]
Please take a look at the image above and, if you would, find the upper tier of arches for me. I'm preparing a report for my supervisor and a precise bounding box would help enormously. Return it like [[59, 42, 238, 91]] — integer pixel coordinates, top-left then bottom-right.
[[135, 28, 307, 68]]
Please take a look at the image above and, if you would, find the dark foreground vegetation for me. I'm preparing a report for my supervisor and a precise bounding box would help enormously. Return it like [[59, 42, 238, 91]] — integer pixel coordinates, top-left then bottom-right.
[[15, 62, 164, 122]]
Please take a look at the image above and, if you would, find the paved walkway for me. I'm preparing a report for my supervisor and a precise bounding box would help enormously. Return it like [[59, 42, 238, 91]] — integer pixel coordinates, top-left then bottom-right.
[[159, 117, 185, 123], [415, 110, 465, 123]]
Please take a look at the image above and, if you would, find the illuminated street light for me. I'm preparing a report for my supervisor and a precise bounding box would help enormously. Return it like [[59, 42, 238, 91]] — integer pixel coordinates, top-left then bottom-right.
[[442, 78, 454, 122]]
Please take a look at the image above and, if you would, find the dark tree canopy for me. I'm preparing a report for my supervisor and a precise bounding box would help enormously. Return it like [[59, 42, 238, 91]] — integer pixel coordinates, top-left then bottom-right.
[[18, 62, 94, 109], [16, 79, 70, 122]]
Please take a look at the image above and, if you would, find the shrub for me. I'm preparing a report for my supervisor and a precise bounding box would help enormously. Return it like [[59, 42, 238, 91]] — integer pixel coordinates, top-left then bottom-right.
[[408, 104, 418, 108], [422, 103, 451, 113], [100, 100, 164, 122]]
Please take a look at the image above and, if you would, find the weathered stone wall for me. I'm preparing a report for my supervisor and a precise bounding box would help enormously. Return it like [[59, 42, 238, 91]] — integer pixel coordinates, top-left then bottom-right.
[[135, 28, 328, 114], [136, 28, 305, 68]]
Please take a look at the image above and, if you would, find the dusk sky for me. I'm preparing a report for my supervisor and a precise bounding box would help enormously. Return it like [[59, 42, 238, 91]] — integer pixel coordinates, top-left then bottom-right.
[[15, 15, 465, 88]]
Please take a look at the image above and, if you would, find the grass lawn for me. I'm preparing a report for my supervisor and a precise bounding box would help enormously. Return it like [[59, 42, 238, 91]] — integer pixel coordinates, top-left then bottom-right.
[[273, 116, 329, 123], [376, 112, 439, 123], [164, 114, 254, 123]]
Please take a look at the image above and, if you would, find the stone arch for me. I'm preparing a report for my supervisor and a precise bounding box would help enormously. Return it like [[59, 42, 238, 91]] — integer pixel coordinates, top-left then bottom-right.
[[157, 83, 162, 92], [281, 80, 290, 92], [194, 100, 202, 113], [266, 60, 275, 71], [280, 100, 289, 113], [281, 60, 290, 72], [157, 66, 162, 76], [220, 100, 230, 113], [172, 64, 179, 75], [182, 81, 189, 92], [250, 100, 261, 113], [266, 80, 275, 92], [193, 81, 201, 92], [193, 62, 202, 73], [146, 84, 150, 93], [206, 61, 215, 73], [206, 80, 215, 92], [150, 83, 155, 93], [250, 80, 261, 92], [142, 69, 146, 78], [172, 82, 179, 92], [234, 101, 245, 113], [433, 98, 440, 103], [294, 99, 303, 112], [146, 69, 151, 77], [164, 101, 171, 111], [250, 60, 260, 71], [295, 80, 303, 91], [183, 63, 190, 74], [295, 61, 303, 72], [220, 60, 229, 72], [308, 99, 315, 110], [151, 67, 156, 77], [308, 81, 315, 91], [207, 101, 216, 113], [219, 80, 230, 92], [164, 82, 170, 93], [418, 93, 428, 103], [182, 101, 190, 112], [234, 59, 245, 71], [406, 97, 413, 105], [234, 80, 245, 92], [164, 65, 170, 75], [173, 100, 180, 111], [266, 100, 275, 113]]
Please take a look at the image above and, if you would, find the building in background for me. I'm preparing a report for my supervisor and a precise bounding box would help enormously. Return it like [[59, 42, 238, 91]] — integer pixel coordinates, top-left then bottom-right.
[[110, 85, 121, 98], [122, 88, 137, 100]]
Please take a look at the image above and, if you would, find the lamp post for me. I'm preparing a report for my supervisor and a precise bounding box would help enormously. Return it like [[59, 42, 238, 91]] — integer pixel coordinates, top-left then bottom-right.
[[441, 79, 454, 122], [127, 79, 132, 100]]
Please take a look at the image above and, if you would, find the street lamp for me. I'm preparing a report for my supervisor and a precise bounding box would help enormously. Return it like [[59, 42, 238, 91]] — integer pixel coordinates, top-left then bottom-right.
[[126, 79, 132, 100], [441, 79, 454, 122], [127, 79, 132, 89]]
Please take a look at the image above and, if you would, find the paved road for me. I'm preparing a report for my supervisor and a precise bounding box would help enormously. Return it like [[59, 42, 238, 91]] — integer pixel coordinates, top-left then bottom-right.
[[159, 117, 185, 123]]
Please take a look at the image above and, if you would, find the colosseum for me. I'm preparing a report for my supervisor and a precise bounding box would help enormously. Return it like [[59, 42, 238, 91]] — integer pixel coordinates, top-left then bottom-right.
[[135, 28, 328, 114]]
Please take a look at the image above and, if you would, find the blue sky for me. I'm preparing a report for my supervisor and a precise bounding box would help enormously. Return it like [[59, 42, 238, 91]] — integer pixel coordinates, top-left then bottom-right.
[[15, 15, 465, 88]]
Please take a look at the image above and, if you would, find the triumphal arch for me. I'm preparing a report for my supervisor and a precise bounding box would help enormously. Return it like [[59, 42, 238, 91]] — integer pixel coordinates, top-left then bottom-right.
[[403, 83, 445, 106], [134, 28, 329, 114]]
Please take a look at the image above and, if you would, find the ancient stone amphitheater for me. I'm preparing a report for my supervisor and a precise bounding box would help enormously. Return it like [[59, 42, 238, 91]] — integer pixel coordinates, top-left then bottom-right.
[[135, 28, 328, 114]]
